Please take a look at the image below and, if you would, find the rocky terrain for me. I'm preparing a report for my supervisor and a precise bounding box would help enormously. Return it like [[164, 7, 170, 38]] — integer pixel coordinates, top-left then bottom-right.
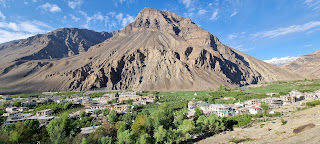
[[0, 7, 310, 94], [198, 104, 320, 144], [283, 50, 320, 77]]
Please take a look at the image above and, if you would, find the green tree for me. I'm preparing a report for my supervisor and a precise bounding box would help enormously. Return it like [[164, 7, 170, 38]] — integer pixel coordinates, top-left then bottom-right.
[[116, 130, 134, 144], [144, 117, 154, 134], [131, 114, 147, 135], [24, 119, 40, 134], [13, 101, 21, 107], [80, 138, 88, 144], [80, 111, 86, 118], [47, 120, 66, 144], [47, 112, 80, 144], [166, 128, 179, 144], [154, 103, 174, 129], [99, 136, 113, 144], [194, 107, 203, 121], [153, 125, 167, 143], [9, 130, 20, 143], [261, 102, 269, 113], [177, 119, 195, 141], [117, 122, 127, 134], [108, 110, 118, 125], [174, 111, 187, 128], [94, 109, 102, 116], [122, 113, 132, 125], [206, 114, 225, 133], [137, 133, 152, 144], [102, 108, 110, 116], [64, 102, 73, 110], [196, 115, 207, 133]]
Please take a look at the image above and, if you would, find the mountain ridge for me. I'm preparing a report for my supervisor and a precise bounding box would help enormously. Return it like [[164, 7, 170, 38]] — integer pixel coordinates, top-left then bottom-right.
[[0, 7, 310, 94], [0, 28, 117, 63]]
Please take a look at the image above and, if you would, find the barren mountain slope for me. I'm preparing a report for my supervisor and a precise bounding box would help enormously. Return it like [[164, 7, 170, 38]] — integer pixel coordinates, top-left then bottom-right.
[[283, 49, 320, 77], [0, 8, 307, 94], [0, 28, 116, 63]]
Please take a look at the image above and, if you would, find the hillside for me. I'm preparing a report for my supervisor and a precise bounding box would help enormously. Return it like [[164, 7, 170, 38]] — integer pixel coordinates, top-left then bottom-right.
[[0, 8, 309, 94]]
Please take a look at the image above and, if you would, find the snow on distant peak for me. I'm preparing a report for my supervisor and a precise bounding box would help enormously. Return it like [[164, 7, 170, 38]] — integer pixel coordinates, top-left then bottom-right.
[[264, 56, 299, 66]]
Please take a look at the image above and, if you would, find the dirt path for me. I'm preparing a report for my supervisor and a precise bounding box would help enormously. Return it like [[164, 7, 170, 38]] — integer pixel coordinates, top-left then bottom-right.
[[197, 105, 320, 144]]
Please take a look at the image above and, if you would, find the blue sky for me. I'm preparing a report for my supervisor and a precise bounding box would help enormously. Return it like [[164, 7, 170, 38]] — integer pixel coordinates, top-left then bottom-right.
[[0, 0, 320, 61]]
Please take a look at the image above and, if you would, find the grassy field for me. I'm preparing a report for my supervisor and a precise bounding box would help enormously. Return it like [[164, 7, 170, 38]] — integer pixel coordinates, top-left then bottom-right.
[[245, 79, 320, 94], [158, 91, 212, 100]]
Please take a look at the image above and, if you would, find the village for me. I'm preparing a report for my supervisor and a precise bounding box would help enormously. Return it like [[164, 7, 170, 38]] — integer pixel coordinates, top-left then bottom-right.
[[188, 90, 320, 118], [0, 89, 320, 135]]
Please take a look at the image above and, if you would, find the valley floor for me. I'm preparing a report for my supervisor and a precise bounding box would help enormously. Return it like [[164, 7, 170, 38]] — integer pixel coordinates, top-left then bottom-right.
[[197, 104, 320, 144]]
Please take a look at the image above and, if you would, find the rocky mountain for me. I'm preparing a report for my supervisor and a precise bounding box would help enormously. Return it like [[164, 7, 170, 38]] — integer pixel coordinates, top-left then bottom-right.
[[283, 50, 320, 77], [0, 28, 116, 63], [0, 8, 309, 94]]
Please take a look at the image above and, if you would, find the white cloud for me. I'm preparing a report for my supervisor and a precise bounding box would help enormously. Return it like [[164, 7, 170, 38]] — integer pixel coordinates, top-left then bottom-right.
[[231, 45, 253, 52], [0, 10, 5, 20], [24, 0, 28, 5], [0, 20, 53, 43], [114, 0, 134, 6], [68, 0, 82, 9], [228, 34, 237, 40], [115, 13, 123, 22], [210, 10, 219, 21], [78, 10, 134, 29], [7, 22, 18, 31], [0, 21, 52, 33], [0, 29, 33, 43], [264, 56, 298, 66], [304, 44, 312, 47], [92, 13, 104, 22], [252, 21, 320, 38], [115, 13, 134, 27], [197, 9, 207, 15], [121, 15, 134, 27], [108, 11, 116, 17], [69, 14, 80, 22], [304, 0, 320, 11], [79, 11, 107, 28], [0, 0, 7, 7], [183, 12, 194, 18], [230, 11, 238, 17], [18, 22, 44, 33], [40, 3, 61, 13], [180, 0, 192, 8]]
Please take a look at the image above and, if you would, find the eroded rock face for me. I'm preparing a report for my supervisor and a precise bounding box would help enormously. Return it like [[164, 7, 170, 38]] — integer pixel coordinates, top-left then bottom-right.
[[0, 7, 307, 94]]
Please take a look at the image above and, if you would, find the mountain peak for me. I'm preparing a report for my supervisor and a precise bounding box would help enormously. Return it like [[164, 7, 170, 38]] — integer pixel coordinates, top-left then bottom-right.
[[122, 7, 198, 37]]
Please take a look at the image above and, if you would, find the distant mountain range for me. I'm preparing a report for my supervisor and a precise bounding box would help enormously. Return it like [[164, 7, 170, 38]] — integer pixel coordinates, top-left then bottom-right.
[[0, 7, 310, 94], [283, 50, 320, 77], [0, 28, 117, 63], [264, 56, 298, 66]]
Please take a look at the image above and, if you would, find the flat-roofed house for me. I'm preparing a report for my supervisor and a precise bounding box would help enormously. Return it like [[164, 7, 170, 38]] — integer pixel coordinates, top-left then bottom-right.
[[280, 95, 297, 104], [36, 109, 54, 116], [245, 99, 261, 106]]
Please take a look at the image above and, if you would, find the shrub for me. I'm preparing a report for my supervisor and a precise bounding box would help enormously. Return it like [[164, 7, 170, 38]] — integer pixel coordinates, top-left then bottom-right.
[[306, 100, 320, 107], [281, 118, 287, 125]]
